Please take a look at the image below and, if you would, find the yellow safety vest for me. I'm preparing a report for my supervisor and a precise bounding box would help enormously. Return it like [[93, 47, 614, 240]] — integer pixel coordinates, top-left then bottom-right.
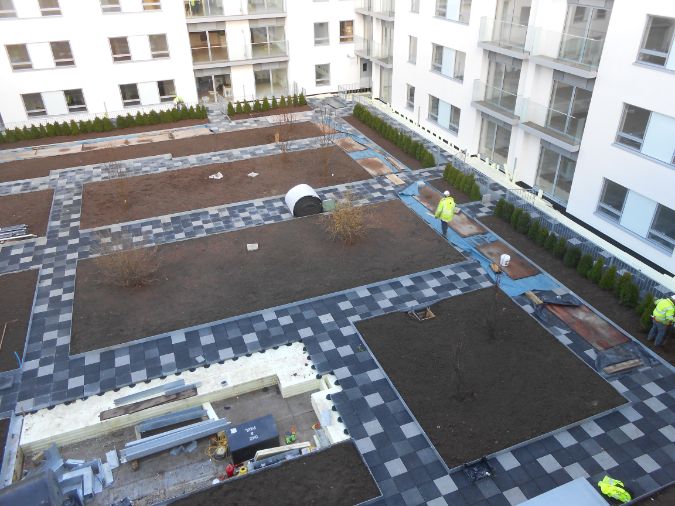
[[653, 298, 675, 324], [435, 197, 456, 223], [598, 476, 632, 503]]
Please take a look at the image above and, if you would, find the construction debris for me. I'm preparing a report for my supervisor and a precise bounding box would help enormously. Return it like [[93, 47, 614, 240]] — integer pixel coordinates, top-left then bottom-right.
[[100, 384, 198, 420], [137, 406, 206, 434], [0, 224, 35, 243], [114, 379, 185, 406], [246, 243, 259, 251], [208, 171, 223, 180]]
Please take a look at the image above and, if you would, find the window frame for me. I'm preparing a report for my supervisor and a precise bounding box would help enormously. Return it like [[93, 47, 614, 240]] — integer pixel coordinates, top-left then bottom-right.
[[157, 80, 176, 102], [149, 33, 169, 59], [647, 204, 675, 252], [406, 84, 415, 110], [100, 0, 121, 13], [596, 179, 628, 222], [51, 40, 75, 67], [430, 44, 465, 81], [339, 20, 354, 43], [408, 35, 417, 64], [38, 0, 61, 16], [637, 15, 675, 68], [411, 0, 419, 13], [22, 93, 47, 117], [0, 0, 16, 18], [64, 89, 87, 113], [119, 83, 141, 107], [142, 0, 161, 11], [6, 44, 32, 71], [315, 63, 330, 87], [109, 37, 131, 62], [615, 103, 651, 151], [314, 22, 329, 46]]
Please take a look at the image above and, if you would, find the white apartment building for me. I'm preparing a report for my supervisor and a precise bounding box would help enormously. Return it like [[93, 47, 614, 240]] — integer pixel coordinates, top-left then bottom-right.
[[387, 0, 675, 274]]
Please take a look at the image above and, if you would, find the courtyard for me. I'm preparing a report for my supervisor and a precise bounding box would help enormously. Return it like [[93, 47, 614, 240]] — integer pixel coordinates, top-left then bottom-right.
[[0, 98, 673, 506]]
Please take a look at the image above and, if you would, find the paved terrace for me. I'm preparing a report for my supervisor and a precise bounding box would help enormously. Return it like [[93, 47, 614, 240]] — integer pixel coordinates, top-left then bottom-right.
[[0, 97, 672, 505]]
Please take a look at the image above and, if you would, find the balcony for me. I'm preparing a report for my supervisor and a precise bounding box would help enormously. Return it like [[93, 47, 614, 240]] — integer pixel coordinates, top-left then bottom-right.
[[191, 45, 229, 65], [520, 99, 586, 152], [471, 80, 522, 125], [191, 40, 287, 69], [184, 0, 285, 21], [355, 0, 395, 21], [354, 36, 393, 67], [530, 27, 605, 79], [478, 17, 529, 59], [250, 40, 288, 60]]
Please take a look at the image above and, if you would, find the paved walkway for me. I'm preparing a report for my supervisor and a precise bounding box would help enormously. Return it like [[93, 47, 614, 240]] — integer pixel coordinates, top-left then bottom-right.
[[0, 99, 672, 505]]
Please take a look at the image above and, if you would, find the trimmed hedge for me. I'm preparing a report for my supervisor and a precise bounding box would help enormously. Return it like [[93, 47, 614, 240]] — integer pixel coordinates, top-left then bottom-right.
[[227, 93, 307, 117], [442, 164, 483, 201], [0, 105, 208, 144], [353, 103, 436, 168]]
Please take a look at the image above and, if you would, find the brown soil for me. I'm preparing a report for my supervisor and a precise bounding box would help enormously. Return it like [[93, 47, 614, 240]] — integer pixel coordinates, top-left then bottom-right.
[[71, 199, 463, 353], [480, 215, 675, 365], [344, 116, 424, 170], [0, 190, 53, 237], [0, 122, 323, 183], [168, 442, 380, 506], [0, 418, 8, 465], [638, 485, 675, 505], [229, 104, 312, 120], [0, 269, 38, 372], [428, 178, 474, 204], [0, 119, 207, 150], [80, 147, 369, 229], [357, 289, 626, 470]]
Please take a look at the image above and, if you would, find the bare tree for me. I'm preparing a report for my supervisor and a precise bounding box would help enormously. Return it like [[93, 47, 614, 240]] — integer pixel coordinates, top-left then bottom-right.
[[322, 191, 369, 245], [103, 160, 131, 210], [316, 108, 338, 177], [93, 234, 161, 288], [274, 106, 297, 157]]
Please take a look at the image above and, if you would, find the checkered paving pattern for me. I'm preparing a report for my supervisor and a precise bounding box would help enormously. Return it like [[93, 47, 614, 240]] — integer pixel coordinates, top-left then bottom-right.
[[0, 101, 673, 504]]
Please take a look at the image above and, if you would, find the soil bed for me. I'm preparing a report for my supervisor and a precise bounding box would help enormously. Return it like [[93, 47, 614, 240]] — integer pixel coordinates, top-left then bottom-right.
[[638, 485, 675, 505], [428, 178, 474, 204], [0, 122, 322, 183], [344, 116, 423, 170], [71, 199, 463, 352], [0, 189, 53, 237], [357, 289, 626, 469], [168, 442, 379, 506], [0, 269, 38, 372], [0, 119, 207, 150], [480, 215, 675, 365], [80, 146, 369, 229], [229, 104, 312, 120]]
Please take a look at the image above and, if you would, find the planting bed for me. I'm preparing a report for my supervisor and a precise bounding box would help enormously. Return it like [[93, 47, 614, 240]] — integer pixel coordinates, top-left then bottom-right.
[[0, 119, 207, 150], [229, 104, 312, 119], [80, 146, 369, 229], [480, 215, 675, 364], [0, 269, 39, 372], [638, 485, 675, 505], [71, 199, 463, 352], [357, 289, 626, 469], [169, 442, 379, 506], [344, 116, 424, 170], [0, 189, 53, 237], [429, 178, 475, 204], [0, 122, 323, 183]]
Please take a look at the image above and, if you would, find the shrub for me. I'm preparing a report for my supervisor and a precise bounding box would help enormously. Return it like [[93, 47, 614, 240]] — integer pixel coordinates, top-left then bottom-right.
[[92, 117, 104, 132], [598, 265, 617, 291], [94, 242, 161, 288], [587, 258, 605, 283], [536, 227, 549, 247], [102, 117, 114, 132], [235, 101, 243, 114], [322, 192, 369, 245], [287, 95, 293, 107], [29, 125, 40, 139], [544, 232, 558, 252], [469, 182, 482, 201], [227, 102, 236, 116], [576, 254, 594, 276], [620, 281, 640, 308], [292, 93, 299, 106], [253, 99, 262, 112], [243, 101, 252, 113], [637, 294, 656, 331], [516, 211, 531, 234], [494, 199, 506, 219], [510, 207, 523, 229], [116, 115, 126, 129], [69, 120, 79, 136], [614, 272, 632, 298], [45, 123, 57, 137], [563, 247, 582, 268], [553, 237, 567, 259], [271, 96, 278, 109], [298, 92, 307, 106], [279, 95, 287, 108]]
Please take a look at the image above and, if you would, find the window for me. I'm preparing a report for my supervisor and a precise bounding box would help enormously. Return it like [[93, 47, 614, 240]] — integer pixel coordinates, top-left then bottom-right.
[[616, 104, 650, 150], [314, 22, 329, 46], [315, 63, 330, 86], [408, 36, 417, 64], [190, 31, 228, 63], [0, 0, 15, 18], [110, 37, 131, 62], [142, 0, 161, 10], [428, 95, 460, 134], [545, 80, 591, 141], [534, 146, 577, 204], [149, 34, 169, 59], [648, 204, 675, 252], [435, 0, 471, 24], [64, 89, 86, 112], [100, 0, 121, 13], [38, 0, 61, 16], [120, 84, 140, 107], [479, 117, 511, 166], [339, 20, 353, 43], [431, 44, 465, 81], [6, 44, 32, 70], [406, 84, 415, 110], [158, 80, 176, 102], [637, 16, 674, 67], [411, 0, 419, 13], [597, 179, 627, 221], [51, 41, 74, 66], [22, 93, 46, 117]]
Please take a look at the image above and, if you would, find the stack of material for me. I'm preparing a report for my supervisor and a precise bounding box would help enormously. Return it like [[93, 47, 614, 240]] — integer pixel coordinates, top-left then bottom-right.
[[0, 225, 34, 242]]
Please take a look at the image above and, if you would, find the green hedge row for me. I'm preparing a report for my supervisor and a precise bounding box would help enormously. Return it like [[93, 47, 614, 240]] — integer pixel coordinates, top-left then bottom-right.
[[494, 198, 656, 330], [352, 103, 436, 168], [442, 164, 482, 201], [227, 93, 307, 116], [0, 105, 208, 144]]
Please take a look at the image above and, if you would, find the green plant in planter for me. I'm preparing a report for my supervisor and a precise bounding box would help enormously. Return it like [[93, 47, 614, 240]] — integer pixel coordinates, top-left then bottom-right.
[[271, 96, 278, 109], [536, 227, 549, 247], [618, 277, 639, 307], [298, 92, 307, 106], [235, 101, 243, 114], [494, 199, 506, 219], [598, 265, 617, 291], [510, 207, 523, 229], [516, 211, 531, 234], [576, 254, 594, 277], [553, 237, 567, 259], [637, 293, 656, 331], [614, 272, 632, 298], [243, 101, 252, 114], [227, 102, 236, 116], [527, 220, 540, 241], [587, 258, 605, 283], [292, 93, 299, 106], [253, 99, 262, 112], [279, 96, 287, 108]]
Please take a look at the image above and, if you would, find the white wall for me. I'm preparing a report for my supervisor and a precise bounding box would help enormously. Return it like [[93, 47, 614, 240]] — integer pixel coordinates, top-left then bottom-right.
[[0, 0, 197, 126]]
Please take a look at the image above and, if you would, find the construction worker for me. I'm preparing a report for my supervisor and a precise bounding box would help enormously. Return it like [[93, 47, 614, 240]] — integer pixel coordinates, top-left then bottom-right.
[[648, 294, 675, 348], [597, 475, 632, 503], [435, 191, 456, 237]]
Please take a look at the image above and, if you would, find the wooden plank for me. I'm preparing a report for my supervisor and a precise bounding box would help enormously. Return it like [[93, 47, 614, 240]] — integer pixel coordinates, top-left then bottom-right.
[[524, 291, 543, 306], [603, 359, 642, 375], [99, 387, 197, 421]]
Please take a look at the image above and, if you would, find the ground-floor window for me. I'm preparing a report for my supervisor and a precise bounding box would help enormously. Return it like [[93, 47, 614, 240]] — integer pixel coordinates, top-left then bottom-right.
[[196, 73, 232, 102], [253, 65, 287, 98], [534, 145, 577, 205], [478, 116, 511, 167]]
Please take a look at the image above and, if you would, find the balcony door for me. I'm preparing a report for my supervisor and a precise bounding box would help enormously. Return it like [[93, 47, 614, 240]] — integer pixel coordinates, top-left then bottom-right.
[[546, 80, 591, 141], [485, 54, 521, 113], [560, 4, 610, 67], [494, 0, 531, 48], [250, 25, 285, 58]]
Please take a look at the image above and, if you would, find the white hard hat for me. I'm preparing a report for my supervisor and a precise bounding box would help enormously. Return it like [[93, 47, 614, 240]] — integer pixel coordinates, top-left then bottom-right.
[[670, 294, 675, 301], [443, 191, 450, 197]]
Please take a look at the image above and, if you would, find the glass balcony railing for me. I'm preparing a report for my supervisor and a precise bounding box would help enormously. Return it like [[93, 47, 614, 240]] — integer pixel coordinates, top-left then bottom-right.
[[472, 80, 522, 117], [354, 36, 393, 65], [250, 40, 288, 59], [521, 99, 586, 147], [355, 0, 395, 18], [479, 16, 529, 53], [184, 0, 285, 18], [248, 0, 285, 15], [191, 45, 229, 64], [531, 27, 605, 72]]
